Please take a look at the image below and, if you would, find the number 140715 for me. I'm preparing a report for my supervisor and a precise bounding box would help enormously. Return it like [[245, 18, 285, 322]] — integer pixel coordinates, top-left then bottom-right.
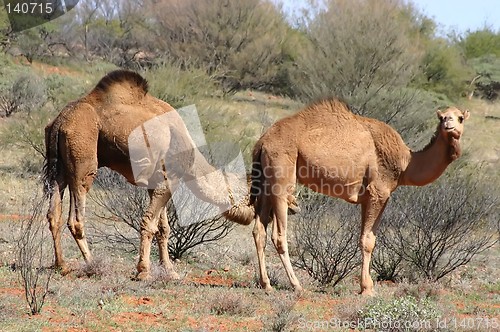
[[5, 2, 54, 15]]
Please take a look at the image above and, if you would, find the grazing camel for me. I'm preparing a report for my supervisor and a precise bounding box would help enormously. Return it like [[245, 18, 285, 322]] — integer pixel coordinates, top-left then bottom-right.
[[43, 70, 254, 280], [250, 98, 469, 295]]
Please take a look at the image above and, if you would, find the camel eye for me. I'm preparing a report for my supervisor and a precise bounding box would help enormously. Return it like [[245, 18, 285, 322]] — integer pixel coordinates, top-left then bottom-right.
[[439, 116, 445, 122], [458, 116, 464, 123]]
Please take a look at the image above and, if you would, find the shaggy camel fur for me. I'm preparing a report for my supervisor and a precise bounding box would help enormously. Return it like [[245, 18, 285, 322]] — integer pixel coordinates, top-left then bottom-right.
[[43, 70, 254, 280], [250, 98, 469, 295]]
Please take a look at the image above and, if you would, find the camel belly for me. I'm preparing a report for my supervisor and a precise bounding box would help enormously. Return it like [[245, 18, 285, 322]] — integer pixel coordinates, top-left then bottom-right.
[[296, 157, 366, 203]]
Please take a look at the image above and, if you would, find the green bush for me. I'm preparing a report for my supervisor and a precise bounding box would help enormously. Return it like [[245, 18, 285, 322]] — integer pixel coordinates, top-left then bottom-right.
[[147, 0, 288, 92], [459, 27, 500, 59], [417, 39, 474, 100], [144, 61, 218, 108]]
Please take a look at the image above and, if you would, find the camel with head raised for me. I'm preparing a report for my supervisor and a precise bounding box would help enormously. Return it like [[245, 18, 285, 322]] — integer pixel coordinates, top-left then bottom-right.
[[43, 70, 254, 280], [250, 98, 469, 295]]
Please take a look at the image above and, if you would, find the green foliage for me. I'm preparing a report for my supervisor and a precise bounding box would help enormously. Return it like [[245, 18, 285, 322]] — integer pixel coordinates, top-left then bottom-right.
[[144, 61, 218, 108], [460, 27, 500, 59], [468, 55, 500, 100], [418, 39, 474, 100], [358, 296, 441, 331], [149, 0, 288, 92], [0, 72, 47, 117], [287, 0, 435, 135]]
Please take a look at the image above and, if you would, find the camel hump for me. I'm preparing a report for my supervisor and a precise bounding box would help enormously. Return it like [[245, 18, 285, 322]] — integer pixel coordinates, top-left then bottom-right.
[[93, 69, 149, 95]]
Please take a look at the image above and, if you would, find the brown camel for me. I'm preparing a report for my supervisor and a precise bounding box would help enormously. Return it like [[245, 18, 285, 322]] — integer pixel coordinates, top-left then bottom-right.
[[43, 70, 254, 280], [250, 98, 469, 295]]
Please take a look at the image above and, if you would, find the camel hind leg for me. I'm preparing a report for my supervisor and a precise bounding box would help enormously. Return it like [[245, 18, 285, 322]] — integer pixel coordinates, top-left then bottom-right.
[[155, 196, 180, 279], [252, 194, 273, 291], [271, 194, 303, 292], [66, 167, 97, 264], [47, 177, 68, 272]]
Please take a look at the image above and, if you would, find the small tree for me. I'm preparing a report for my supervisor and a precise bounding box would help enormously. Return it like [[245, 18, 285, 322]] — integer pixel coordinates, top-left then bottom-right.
[[292, 189, 360, 287]]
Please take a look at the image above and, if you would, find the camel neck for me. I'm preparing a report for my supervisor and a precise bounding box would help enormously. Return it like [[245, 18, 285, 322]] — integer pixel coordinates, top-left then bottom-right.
[[400, 130, 460, 186]]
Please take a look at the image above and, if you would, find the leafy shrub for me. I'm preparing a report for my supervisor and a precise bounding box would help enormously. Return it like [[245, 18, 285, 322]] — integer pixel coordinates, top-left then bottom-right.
[[459, 27, 500, 59], [147, 0, 288, 92], [418, 39, 474, 100], [264, 294, 302, 332], [289, 0, 421, 105]]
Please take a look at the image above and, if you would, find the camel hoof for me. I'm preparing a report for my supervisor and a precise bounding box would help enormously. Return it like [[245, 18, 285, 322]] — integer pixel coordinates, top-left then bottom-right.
[[54, 263, 72, 276], [168, 270, 181, 280], [294, 285, 304, 293], [359, 289, 376, 297], [135, 271, 152, 281], [263, 285, 274, 294], [287, 205, 301, 215]]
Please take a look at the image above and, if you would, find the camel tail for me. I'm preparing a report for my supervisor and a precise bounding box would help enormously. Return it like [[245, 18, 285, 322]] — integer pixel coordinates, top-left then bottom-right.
[[42, 119, 61, 195], [249, 143, 263, 206]]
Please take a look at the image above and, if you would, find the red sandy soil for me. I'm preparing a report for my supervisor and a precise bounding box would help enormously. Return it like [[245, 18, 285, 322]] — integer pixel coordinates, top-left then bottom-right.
[[0, 214, 31, 222], [30, 61, 82, 77], [0, 287, 24, 296], [186, 269, 251, 288]]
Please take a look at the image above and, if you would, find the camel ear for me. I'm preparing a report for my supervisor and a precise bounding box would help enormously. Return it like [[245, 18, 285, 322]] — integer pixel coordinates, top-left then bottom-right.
[[463, 110, 470, 121], [436, 110, 443, 120]]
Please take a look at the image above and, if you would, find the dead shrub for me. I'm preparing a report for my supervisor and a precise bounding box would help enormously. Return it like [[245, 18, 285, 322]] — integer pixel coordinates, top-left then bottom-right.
[[292, 190, 360, 287], [264, 293, 302, 332], [373, 162, 499, 282], [16, 193, 54, 315], [209, 290, 254, 316]]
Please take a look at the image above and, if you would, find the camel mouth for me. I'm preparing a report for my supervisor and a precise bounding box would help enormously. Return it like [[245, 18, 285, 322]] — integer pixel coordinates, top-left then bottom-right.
[[444, 126, 455, 132]]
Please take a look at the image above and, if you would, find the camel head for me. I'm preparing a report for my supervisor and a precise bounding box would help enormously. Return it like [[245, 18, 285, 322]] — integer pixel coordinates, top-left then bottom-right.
[[436, 107, 470, 140]]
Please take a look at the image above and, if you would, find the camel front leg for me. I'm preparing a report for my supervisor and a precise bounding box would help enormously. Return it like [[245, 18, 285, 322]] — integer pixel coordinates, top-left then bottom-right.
[[272, 195, 303, 292], [359, 194, 389, 296], [252, 195, 273, 291], [136, 188, 170, 280]]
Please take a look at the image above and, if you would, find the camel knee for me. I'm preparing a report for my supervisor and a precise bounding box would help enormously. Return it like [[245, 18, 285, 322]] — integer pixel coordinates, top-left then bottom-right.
[[68, 221, 85, 239], [272, 235, 287, 254], [140, 215, 159, 236], [360, 233, 376, 254]]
